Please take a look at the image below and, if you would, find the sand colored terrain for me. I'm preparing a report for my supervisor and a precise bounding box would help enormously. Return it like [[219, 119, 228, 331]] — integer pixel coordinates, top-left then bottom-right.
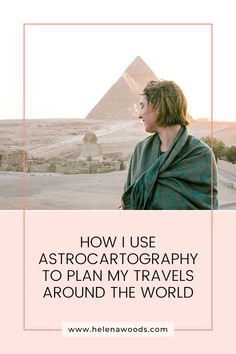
[[0, 167, 235, 210], [1, 119, 236, 210], [0, 171, 124, 210], [1, 118, 236, 160], [0, 55, 235, 209]]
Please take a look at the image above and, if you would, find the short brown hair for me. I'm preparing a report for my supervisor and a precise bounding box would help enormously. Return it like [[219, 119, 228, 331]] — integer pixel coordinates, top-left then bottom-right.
[[143, 80, 189, 127]]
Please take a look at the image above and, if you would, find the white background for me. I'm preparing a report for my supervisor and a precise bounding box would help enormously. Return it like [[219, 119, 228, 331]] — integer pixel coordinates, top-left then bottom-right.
[[25, 24, 210, 119], [0, 0, 235, 121]]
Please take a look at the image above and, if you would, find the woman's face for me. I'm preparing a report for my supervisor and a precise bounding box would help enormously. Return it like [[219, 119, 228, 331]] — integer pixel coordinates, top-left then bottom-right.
[[139, 95, 158, 133]]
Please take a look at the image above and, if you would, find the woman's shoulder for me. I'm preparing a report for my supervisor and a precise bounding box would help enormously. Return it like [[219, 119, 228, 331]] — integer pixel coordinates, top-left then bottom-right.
[[187, 134, 212, 155]]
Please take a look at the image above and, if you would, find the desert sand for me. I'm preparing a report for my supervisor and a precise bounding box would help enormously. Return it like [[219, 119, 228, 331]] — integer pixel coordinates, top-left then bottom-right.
[[0, 169, 235, 210]]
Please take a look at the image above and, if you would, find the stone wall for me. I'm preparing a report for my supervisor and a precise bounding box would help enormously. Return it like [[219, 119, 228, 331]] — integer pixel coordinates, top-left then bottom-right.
[[54, 159, 125, 174], [26, 157, 126, 174], [27, 158, 55, 173], [0, 150, 23, 171], [0, 149, 127, 174]]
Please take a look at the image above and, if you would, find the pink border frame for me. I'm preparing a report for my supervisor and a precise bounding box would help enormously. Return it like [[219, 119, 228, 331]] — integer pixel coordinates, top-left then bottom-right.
[[22, 22, 214, 332]]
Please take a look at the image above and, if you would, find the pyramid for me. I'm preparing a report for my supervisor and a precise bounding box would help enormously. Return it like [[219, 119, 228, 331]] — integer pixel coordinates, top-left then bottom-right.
[[85, 56, 194, 123], [85, 56, 158, 121]]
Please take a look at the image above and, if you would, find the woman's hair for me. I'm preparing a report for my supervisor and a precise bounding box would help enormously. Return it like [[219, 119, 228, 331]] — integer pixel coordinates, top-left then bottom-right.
[[143, 80, 189, 127]]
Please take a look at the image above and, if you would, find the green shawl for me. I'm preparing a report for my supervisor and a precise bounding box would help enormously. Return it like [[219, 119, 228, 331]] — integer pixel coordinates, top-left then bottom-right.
[[122, 126, 218, 210]]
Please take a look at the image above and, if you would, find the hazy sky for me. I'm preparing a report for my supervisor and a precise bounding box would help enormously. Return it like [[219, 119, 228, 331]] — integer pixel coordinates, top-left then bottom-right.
[[25, 24, 211, 120], [0, 0, 235, 122]]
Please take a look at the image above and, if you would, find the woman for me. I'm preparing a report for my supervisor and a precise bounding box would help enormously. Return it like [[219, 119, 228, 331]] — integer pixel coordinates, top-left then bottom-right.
[[121, 80, 218, 210]]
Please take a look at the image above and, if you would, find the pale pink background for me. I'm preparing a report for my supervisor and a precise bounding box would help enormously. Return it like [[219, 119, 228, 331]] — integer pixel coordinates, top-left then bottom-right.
[[25, 211, 211, 329], [1, 210, 234, 352]]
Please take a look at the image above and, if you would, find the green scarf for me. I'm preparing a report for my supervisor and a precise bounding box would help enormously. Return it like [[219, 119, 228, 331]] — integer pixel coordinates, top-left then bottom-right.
[[122, 126, 218, 210]]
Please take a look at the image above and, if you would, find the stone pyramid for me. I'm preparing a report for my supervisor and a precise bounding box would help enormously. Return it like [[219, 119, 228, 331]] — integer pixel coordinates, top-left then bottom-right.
[[85, 56, 194, 123], [85, 56, 158, 121]]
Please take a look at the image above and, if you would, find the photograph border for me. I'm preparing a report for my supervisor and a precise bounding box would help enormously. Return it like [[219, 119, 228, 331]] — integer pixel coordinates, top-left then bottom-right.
[[22, 22, 214, 332]]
